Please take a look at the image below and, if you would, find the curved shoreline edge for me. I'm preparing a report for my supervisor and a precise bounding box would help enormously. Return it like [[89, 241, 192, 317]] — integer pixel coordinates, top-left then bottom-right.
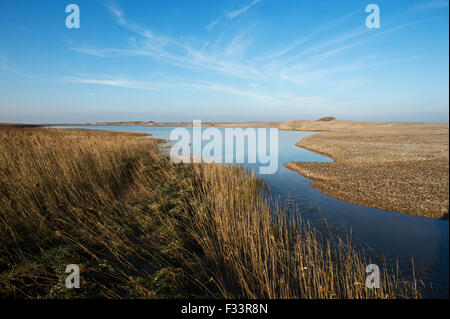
[[284, 124, 449, 220]]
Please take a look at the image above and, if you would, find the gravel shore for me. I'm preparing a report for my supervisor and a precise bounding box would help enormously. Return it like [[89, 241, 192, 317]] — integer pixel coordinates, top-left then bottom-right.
[[285, 122, 449, 219]]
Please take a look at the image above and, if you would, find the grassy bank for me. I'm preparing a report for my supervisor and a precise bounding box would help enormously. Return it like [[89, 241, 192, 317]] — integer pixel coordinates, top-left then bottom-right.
[[0, 128, 421, 298]]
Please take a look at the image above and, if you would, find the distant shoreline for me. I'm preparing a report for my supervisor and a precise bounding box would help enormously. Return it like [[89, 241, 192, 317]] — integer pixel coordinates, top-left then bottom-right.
[[3, 118, 448, 132]]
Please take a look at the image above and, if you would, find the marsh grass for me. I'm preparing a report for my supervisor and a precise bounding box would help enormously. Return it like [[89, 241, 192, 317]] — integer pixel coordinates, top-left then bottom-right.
[[0, 128, 421, 298]]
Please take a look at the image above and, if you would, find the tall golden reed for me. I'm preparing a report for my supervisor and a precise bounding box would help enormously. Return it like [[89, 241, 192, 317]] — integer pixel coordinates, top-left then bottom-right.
[[0, 127, 421, 298]]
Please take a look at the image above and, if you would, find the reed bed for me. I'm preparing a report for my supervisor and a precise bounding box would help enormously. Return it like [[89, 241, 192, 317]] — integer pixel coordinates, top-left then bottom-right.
[[185, 164, 421, 298], [0, 127, 421, 298]]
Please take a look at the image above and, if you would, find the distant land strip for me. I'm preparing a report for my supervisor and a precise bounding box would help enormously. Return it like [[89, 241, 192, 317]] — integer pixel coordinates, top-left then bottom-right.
[[9, 117, 446, 132]]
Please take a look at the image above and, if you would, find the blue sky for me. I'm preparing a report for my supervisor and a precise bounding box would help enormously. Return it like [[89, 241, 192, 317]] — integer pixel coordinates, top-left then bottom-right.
[[0, 0, 448, 123]]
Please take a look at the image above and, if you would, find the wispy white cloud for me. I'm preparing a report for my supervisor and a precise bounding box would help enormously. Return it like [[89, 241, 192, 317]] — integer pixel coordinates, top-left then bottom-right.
[[223, 32, 252, 57], [279, 55, 378, 85], [289, 28, 370, 61], [263, 11, 358, 60], [69, 3, 423, 107], [63, 76, 167, 91], [72, 47, 116, 58], [105, 4, 154, 39], [285, 19, 419, 65], [262, 36, 310, 60], [62, 75, 279, 103], [74, 4, 263, 80], [62, 73, 367, 111], [226, 0, 262, 19], [205, 19, 220, 31], [205, 0, 262, 35], [312, 41, 366, 60], [197, 82, 278, 102], [410, 0, 449, 12]]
